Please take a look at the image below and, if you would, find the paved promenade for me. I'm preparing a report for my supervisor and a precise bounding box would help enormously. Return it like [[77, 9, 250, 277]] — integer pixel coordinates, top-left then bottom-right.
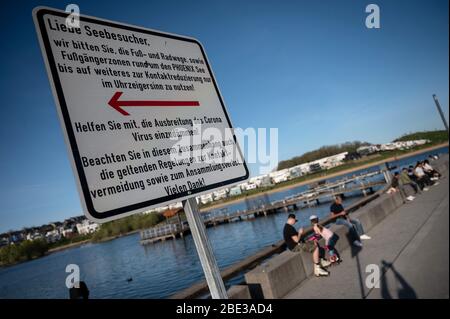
[[285, 171, 449, 299]]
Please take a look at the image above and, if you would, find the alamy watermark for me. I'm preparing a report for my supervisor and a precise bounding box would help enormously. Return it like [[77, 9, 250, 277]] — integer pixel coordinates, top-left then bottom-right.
[[168, 123, 279, 175], [365, 263, 380, 289], [365, 4, 380, 29], [65, 4, 80, 28], [65, 263, 80, 289]]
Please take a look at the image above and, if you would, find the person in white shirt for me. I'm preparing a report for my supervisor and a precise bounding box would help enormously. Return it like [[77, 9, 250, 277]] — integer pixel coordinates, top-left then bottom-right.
[[414, 162, 433, 190]]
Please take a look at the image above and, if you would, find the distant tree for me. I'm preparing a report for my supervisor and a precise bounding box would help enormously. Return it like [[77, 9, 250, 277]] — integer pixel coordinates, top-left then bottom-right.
[[91, 213, 164, 242], [277, 141, 370, 170], [393, 130, 448, 143]]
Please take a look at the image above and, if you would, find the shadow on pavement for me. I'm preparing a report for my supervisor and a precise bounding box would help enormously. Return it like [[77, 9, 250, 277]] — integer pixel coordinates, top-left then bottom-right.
[[349, 237, 364, 298], [380, 260, 417, 299]]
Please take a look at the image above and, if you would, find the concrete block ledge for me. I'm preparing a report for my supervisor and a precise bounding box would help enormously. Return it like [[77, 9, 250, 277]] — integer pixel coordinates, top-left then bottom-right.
[[243, 156, 448, 299], [227, 285, 251, 299], [245, 250, 307, 299]]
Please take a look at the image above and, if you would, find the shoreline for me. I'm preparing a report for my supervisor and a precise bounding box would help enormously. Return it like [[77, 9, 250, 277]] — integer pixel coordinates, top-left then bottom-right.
[[47, 229, 142, 254], [198, 142, 449, 212], [2, 142, 447, 265]]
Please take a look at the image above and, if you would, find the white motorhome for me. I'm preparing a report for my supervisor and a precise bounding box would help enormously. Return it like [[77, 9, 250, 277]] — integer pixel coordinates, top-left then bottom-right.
[[199, 193, 214, 204], [229, 185, 242, 196], [357, 145, 379, 156], [288, 166, 303, 179], [213, 189, 228, 200], [270, 169, 290, 184], [244, 183, 257, 190]]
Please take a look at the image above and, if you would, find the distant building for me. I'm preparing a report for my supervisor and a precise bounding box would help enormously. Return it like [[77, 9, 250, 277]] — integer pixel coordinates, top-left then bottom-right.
[[45, 229, 61, 243], [248, 176, 262, 187], [321, 152, 348, 169], [0, 237, 9, 248], [345, 152, 361, 161], [61, 228, 74, 238], [76, 220, 99, 235], [244, 183, 257, 190], [229, 185, 242, 196], [259, 175, 273, 187], [288, 166, 303, 179], [213, 189, 228, 200], [199, 193, 214, 205], [357, 145, 379, 156], [380, 143, 397, 151], [26, 232, 43, 241], [168, 202, 183, 209], [357, 139, 430, 156], [9, 231, 25, 244]]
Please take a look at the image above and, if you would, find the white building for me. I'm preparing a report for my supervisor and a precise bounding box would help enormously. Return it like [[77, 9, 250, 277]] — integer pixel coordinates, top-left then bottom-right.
[[229, 185, 242, 196], [61, 228, 74, 238], [45, 230, 61, 243], [26, 232, 43, 241], [152, 206, 169, 213], [76, 220, 99, 235], [168, 202, 183, 209]]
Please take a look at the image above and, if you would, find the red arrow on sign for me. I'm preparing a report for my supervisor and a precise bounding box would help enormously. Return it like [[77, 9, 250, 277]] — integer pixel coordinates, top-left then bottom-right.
[[108, 91, 200, 116]]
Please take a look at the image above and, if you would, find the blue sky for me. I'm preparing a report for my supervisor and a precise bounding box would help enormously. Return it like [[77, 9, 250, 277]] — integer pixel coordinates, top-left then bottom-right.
[[0, 0, 448, 232]]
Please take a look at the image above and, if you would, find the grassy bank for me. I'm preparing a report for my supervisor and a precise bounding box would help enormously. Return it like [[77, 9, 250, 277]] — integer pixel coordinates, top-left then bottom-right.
[[91, 213, 164, 242], [0, 239, 49, 267], [0, 213, 165, 267]]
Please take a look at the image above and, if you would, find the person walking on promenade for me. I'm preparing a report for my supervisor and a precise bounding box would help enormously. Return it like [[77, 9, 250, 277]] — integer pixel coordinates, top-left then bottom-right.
[[330, 196, 370, 247], [283, 213, 330, 277]]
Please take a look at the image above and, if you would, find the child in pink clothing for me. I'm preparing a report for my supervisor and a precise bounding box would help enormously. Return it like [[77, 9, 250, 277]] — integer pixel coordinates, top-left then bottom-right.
[[310, 215, 341, 264]]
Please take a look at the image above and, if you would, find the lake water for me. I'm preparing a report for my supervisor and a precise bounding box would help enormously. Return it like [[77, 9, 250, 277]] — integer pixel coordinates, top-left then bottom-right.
[[0, 146, 447, 299]]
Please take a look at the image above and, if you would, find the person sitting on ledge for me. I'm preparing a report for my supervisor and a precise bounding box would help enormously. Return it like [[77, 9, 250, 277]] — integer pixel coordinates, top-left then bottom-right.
[[330, 196, 370, 247], [423, 160, 441, 180], [400, 167, 421, 195], [283, 213, 330, 277], [386, 172, 400, 194], [414, 161, 434, 191], [387, 172, 415, 202]]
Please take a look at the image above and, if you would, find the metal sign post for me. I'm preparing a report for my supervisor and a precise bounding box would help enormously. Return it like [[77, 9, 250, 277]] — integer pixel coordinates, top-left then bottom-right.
[[183, 198, 228, 299]]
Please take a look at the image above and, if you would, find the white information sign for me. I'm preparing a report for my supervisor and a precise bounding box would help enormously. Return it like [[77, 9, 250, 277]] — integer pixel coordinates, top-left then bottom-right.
[[33, 7, 248, 222]]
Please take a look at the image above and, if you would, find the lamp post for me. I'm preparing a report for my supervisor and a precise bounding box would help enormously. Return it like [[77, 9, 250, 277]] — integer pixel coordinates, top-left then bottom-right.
[[432, 94, 449, 133]]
